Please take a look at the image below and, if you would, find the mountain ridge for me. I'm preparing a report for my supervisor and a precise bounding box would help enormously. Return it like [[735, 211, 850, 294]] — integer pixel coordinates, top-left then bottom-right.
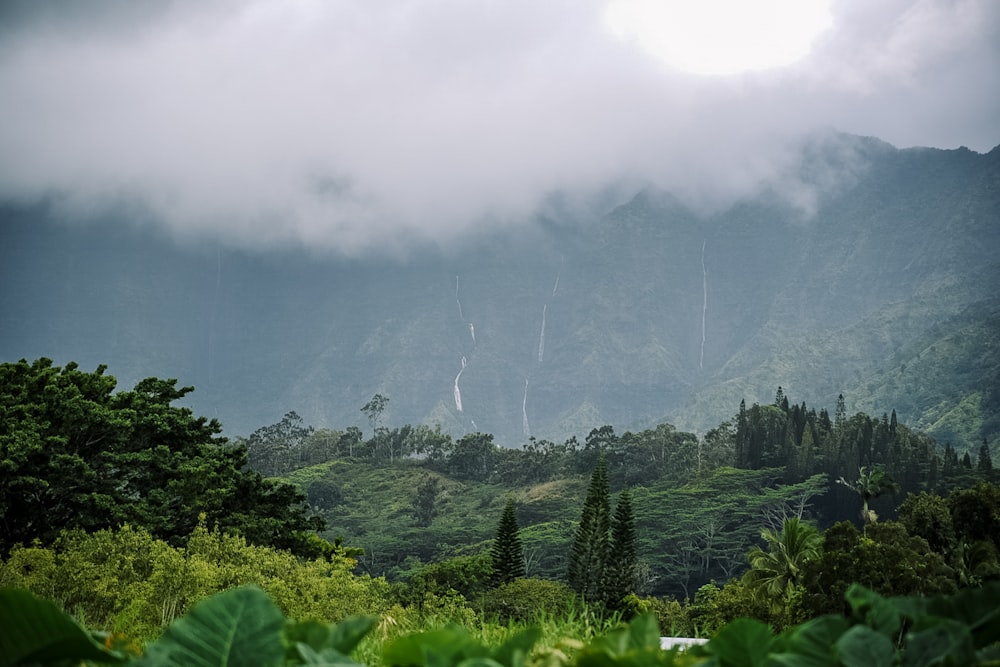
[[1, 133, 997, 449]]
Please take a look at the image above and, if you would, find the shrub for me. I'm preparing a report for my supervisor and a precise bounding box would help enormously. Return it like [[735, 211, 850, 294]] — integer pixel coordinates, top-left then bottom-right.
[[482, 578, 576, 623]]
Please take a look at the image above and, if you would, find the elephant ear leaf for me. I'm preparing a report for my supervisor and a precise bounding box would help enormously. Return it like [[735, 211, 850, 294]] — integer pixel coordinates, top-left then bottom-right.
[[139, 585, 286, 667], [924, 580, 1000, 649], [0, 588, 126, 667], [284, 616, 375, 665]]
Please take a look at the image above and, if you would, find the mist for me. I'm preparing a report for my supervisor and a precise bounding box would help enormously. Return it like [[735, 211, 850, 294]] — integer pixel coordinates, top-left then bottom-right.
[[1, 0, 997, 255]]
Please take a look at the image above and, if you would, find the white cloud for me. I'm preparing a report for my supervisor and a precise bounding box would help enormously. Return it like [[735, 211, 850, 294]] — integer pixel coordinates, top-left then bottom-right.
[[0, 0, 997, 254]]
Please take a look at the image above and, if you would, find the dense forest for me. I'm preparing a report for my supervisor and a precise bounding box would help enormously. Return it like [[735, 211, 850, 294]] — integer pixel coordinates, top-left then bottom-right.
[[4, 357, 998, 650], [224, 384, 994, 599]]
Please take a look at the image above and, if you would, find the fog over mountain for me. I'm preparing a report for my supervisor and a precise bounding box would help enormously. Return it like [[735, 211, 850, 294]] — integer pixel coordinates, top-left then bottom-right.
[[3, 134, 998, 450]]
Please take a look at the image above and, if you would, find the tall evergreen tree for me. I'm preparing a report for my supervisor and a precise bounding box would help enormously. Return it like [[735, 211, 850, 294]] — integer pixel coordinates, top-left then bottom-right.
[[568, 454, 612, 603], [835, 394, 847, 432], [604, 488, 637, 610], [978, 439, 994, 477], [490, 497, 525, 586]]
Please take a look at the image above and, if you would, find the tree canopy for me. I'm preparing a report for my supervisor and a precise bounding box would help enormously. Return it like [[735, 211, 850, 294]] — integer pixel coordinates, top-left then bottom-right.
[[0, 358, 324, 557], [489, 497, 525, 587]]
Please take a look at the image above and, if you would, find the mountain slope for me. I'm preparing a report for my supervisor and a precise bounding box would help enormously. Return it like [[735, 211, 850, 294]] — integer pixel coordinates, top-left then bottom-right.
[[1, 134, 998, 449]]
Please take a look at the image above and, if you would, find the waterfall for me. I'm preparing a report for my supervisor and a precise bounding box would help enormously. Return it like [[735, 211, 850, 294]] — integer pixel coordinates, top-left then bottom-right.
[[455, 275, 465, 322], [454, 356, 467, 412], [522, 378, 530, 437], [700, 240, 708, 370], [537, 304, 546, 364]]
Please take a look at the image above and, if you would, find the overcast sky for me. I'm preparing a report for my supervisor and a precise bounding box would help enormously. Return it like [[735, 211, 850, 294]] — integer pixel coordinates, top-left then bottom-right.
[[1, 0, 997, 254]]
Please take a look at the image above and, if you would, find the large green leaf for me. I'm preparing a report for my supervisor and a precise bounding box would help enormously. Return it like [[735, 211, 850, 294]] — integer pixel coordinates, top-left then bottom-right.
[[770, 615, 849, 667], [903, 619, 976, 667], [489, 627, 541, 667], [382, 626, 489, 667], [0, 588, 125, 667], [924, 580, 1000, 648], [573, 614, 682, 667], [284, 616, 375, 666], [285, 617, 375, 654], [703, 618, 774, 667], [138, 585, 286, 667], [844, 584, 901, 639], [834, 626, 895, 667], [293, 643, 367, 667]]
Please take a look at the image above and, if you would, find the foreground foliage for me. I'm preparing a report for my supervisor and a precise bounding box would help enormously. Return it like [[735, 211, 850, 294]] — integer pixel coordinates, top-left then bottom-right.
[[0, 358, 323, 557], [3, 579, 1000, 666], [0, 521, 388, 640]]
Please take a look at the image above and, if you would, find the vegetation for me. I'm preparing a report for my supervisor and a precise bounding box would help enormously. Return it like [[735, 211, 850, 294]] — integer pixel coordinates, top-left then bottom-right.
[[836, 464, 901, 528], [743, 517, 821, 624], [5, 579, 1000, 666], [4, 355, 1000, 664], [605, 488, 637, 613], [490, 498, 526, 587], [0, 359, 323, 558], [567, 455, 612, 604]]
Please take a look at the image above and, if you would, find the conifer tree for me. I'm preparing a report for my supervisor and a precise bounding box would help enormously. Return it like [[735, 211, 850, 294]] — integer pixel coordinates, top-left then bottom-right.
[[604, 488, 638, 610], [490, 497, 525, 586], [567, 454, 611, 603], [978, 439, 993, 476], [835, 394, 847, 431]]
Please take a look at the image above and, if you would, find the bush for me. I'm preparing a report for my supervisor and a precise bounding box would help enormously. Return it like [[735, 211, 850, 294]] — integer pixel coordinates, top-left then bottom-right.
[[629, 595, 692, 637], [482, 578, 576, 623], [687, 579, 767, 635], [0, 521, 390, 640]]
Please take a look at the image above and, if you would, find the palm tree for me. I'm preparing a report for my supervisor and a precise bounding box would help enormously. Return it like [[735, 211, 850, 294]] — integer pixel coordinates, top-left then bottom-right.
[[744, 517, 821, 610], [837, 465, 901, 529]]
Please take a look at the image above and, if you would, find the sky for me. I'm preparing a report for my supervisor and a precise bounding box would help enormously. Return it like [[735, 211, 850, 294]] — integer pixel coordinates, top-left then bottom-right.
[[0, 0, 998, 255]]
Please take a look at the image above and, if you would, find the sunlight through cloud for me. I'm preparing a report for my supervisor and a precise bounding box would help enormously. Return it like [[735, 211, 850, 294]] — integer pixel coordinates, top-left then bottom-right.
[[604, 0, 834, 76]]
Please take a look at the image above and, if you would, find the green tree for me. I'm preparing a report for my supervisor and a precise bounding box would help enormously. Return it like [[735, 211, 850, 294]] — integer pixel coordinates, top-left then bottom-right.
[[978, 439, 994, 478], [245, 411, 314, 476], [482, 578, 575, 623], [490, 498, 525, 587], [743, 517, 821, 618], [448, 432, 496, 481], [604, 488, 638, 611], [567, 455, 611, 604], [412, 474, 442, 528], [798, 521, 956, 617], [0, 358, 324, 557], [399, 554, 492, 607], [947, 481, 1000, 582], [898, 491, 957, 558], [306, 477, 342, 509], [836, 464, 900, 529], [361, 394, 388, 432]]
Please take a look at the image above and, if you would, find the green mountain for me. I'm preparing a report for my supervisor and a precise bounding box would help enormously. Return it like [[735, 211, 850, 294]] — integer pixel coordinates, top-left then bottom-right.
[[2, 133, 998, 449]]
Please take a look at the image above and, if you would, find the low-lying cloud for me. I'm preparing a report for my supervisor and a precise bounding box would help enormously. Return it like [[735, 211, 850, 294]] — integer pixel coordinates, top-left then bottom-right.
[[1, 0, 997, 254]]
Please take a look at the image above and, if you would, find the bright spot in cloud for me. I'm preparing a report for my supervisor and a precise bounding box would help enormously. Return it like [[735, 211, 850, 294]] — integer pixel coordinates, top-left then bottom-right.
[[604, 0, 834, 75]]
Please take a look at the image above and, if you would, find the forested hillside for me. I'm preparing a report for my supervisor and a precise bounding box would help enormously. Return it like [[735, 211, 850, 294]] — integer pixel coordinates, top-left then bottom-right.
[[2, 133, 998, 449], [235, 385, 995, 599]]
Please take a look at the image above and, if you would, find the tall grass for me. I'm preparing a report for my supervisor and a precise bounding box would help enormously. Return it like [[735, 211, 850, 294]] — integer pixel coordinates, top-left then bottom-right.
[[353, 604, 628, 666]]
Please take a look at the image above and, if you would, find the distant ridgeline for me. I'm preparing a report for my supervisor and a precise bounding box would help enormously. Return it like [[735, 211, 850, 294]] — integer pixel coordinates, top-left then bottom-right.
[[1, 134, 998, 447], [243, 386, 988, 503]]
